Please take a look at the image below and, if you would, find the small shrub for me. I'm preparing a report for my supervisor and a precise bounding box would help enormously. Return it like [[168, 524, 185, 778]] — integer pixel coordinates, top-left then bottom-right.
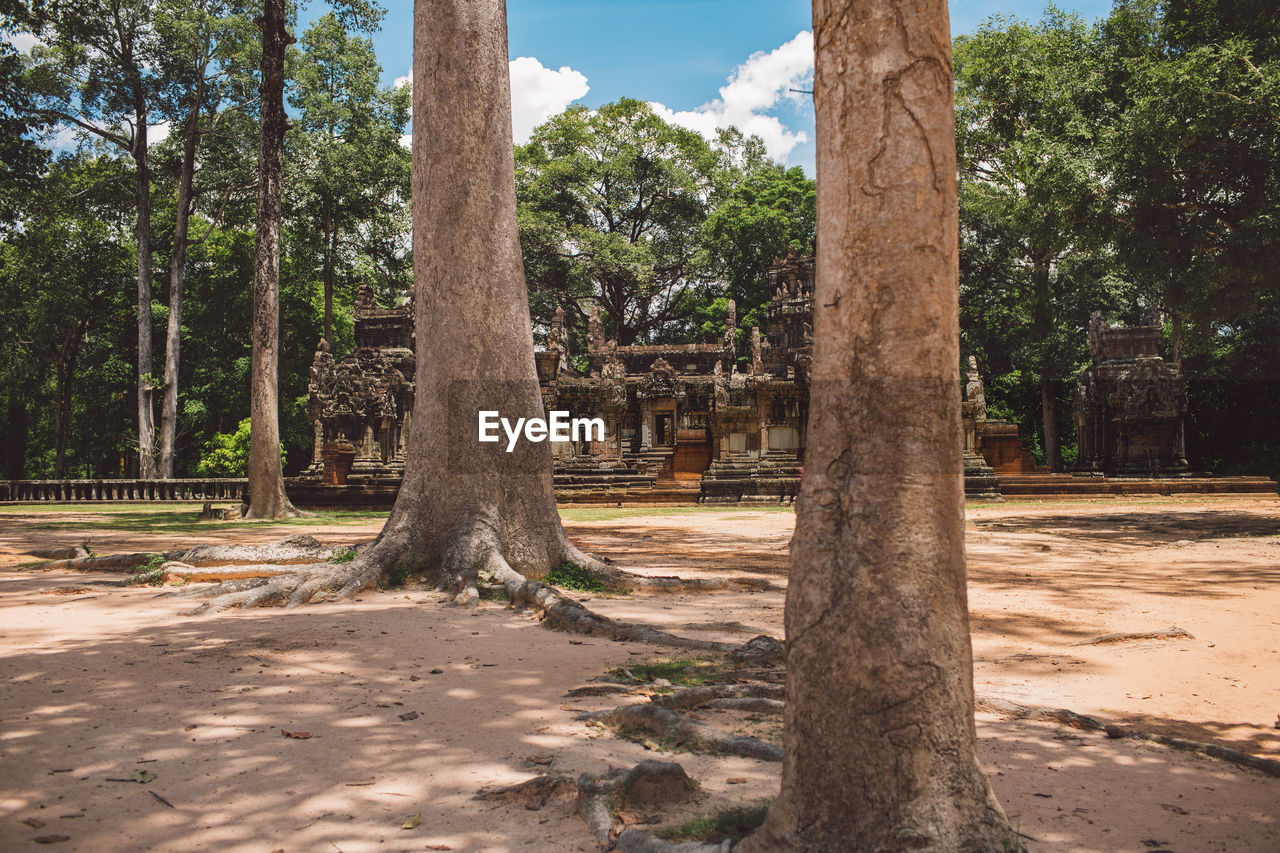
[[544, 561, 605, 592], [381, 563, 411, 589], [329, 547, 357, 564], [128, 553, 167, 586], [611, 657, 723, 687], [195, 418, 285, 477], [656, 804, 770, 844]]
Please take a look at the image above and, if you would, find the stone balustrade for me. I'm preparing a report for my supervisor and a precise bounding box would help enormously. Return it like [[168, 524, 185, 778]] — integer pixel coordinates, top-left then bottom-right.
[[0, 479, 246, 502]]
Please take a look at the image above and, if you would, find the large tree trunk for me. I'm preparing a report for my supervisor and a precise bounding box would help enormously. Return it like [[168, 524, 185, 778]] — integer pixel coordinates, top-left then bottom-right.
[[742, 1, 1009, 850], [244, 0, 300, 519], [134, 107, 157, 479], [355, 0, 575, 582], [1040, 374, 1060, 472], [1031, 261, 1060, 472], [323, 202, 335, 343], [157, 107, 202, 479], [4, 392, 26, 478], [53, 319, 85, 480]]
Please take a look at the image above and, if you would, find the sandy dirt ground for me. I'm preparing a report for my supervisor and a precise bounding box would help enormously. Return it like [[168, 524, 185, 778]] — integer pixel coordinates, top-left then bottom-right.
[[1, 497, 1277, 852]]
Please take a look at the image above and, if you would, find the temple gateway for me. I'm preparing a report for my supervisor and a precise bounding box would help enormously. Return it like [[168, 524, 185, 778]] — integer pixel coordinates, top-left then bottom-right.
[[290, 255, 1194, 507]]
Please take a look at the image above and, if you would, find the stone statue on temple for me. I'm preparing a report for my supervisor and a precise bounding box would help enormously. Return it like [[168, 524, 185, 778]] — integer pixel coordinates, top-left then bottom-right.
[[587, 305, 604, 354], [965, 355, 987, 422]]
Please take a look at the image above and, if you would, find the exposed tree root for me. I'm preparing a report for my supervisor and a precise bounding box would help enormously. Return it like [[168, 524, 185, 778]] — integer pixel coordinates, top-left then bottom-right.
[[654, 684, 784, 712], [613, 831, 731, 853], [977, 695, 1280, 778], [39, 535, 333, 575], [175, 560, 380, 614], [564, 542, 777, 594], [494, 563, 743, 653], [1075, 625, 1194, 645], [581, 701, 783, 763], [571, 760, 712, 851], [474, 774, 578, 811], [1105, 726, 1280, 778], [43, 550, 186, 573], [975, 696, 1108, 731], [173, 535, 332, 565], [157, 527, 779, 656]]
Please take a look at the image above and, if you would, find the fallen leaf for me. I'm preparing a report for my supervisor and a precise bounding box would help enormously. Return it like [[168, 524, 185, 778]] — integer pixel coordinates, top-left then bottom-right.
[[726, 777, 749, 784], [398, 711, 419, 722], [401, 812, 422, 830], [33, 836, 71, 845], [281, 729, 312, 739], [22, 818, 46, 829], [426, 845, 452, 851], [131, 770, 156, 784], [183, 725, 198, 732]]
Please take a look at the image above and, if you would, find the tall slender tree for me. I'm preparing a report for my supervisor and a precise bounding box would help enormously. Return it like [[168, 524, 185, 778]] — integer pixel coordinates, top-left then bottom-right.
[[17, 0, 163, 476], [153, 0, 258, 478], [289, 11, 410, 344], [243, 0, 299, 518], [742, 0, 1010, 848], [182, 0, 644, 609]]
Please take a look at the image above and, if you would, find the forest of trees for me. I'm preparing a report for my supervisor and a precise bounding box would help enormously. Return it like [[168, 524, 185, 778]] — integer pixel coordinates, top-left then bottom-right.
[[1, 0, 1277, 482]]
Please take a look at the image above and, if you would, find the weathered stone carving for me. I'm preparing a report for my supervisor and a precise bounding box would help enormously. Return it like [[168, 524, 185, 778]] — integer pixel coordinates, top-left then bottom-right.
[[1074, 313, 1186, 476], [300, 285, 415, 486]]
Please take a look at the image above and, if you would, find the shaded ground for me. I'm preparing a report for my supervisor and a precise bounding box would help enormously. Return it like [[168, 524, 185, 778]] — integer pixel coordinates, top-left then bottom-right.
[[1, 497, 1277, 851]]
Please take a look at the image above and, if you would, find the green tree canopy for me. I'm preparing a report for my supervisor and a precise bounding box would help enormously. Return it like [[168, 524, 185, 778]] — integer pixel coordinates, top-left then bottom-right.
[[516, 98, 724, 347], [954, 9, 1126, 470]]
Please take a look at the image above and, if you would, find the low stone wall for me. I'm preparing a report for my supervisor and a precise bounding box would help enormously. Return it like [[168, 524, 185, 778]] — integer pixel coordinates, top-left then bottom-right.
[[0, 479, 246, 502]]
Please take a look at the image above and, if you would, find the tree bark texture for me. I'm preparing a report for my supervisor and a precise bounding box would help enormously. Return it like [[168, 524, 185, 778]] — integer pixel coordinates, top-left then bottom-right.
[[356, 0, 576, 583], [323, 203, 335, 344], [244, 0, 299, 519], [157, 104, 203, 479], [53, 318, 86, 479], [134, 101, 156, 479], [743, 1, 1010, 850], [1031, 261, 1060, 472]]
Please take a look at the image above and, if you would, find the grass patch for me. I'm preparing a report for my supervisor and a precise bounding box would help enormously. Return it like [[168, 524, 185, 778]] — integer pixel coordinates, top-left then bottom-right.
[[379, 563, 412, 590], [655, 804, 770, 844], [126, 553, 168, 586], [543, 561, 606, 592], [15, 506, 386, 535], [611, 657, 723, 687]]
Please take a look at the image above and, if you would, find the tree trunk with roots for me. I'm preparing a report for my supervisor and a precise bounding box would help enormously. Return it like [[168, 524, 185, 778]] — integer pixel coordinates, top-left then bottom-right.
[[181, 0, 761, 625], [740, 0, 1010, 850], [356, 0, 581, 596], [244, 0, 300, 520]]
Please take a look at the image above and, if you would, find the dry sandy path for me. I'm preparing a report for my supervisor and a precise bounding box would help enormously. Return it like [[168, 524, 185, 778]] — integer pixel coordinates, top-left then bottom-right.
[[0, 497, 1277, 852]]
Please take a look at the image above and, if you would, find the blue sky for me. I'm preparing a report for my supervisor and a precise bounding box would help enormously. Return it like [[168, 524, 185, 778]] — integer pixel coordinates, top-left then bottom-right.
[[300, 1, 1118, 175]]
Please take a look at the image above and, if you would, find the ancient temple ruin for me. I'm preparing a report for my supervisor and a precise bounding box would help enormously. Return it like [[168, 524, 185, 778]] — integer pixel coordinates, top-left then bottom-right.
[[294, 285, 415, 502], [1074, 311, 1187, 476], [538, 252, 815, 503], [293, 256, 1021, 506]]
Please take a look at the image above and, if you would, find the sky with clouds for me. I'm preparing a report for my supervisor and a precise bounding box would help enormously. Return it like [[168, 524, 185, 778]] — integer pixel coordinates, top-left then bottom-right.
[[305, 0, 1116, 176], [10, 1, 1116, 172]]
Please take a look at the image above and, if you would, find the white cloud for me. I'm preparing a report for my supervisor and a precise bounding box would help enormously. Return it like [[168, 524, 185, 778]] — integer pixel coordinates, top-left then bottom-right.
[[395, 58, 589, 149], [3, 32, 40, 53], [649, 31, 814, 162], [508, 57, 589, 144]]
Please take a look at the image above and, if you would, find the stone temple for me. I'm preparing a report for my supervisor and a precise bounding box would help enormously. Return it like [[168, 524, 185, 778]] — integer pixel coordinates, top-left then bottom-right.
[[289, 257, 1200, 507], [535, 252, 816, 503], [1074, 310, 1187, 476]]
